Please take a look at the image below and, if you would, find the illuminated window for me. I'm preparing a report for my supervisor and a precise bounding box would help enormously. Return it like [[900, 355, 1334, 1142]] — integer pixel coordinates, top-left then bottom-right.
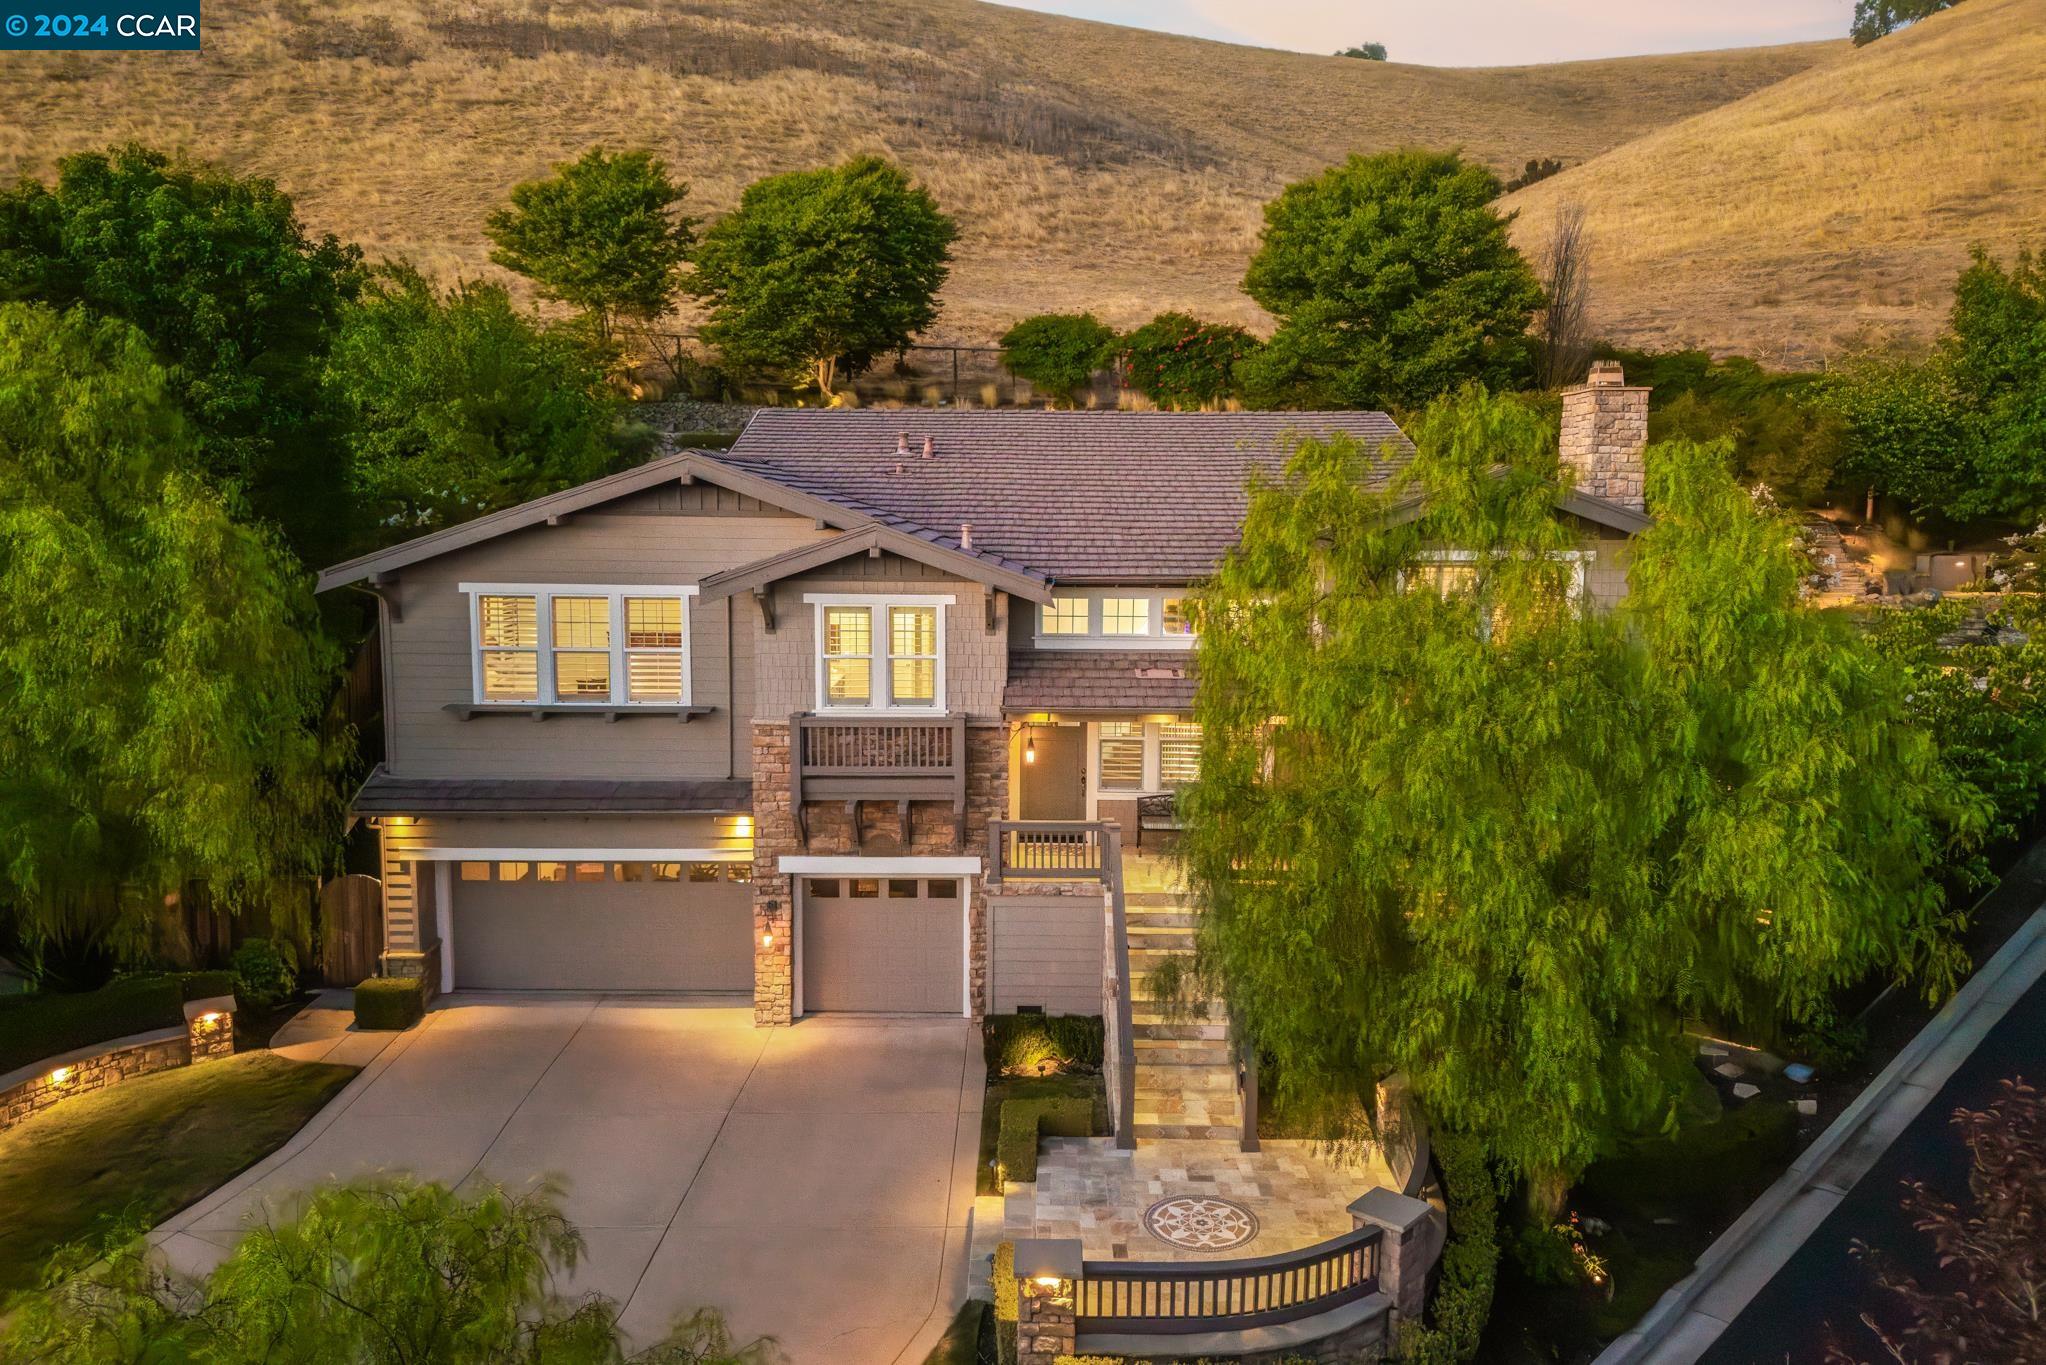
[[849, 879, 881, 898], [536, 862, 569, 882], [821, 606, 872, 706], [1098, 721, 1146, 790], [460, 862, 491, 881], [1039, 598, 1089, 635], [889, 606, 938, 704], [477, 595, 539, 700], [624, 597, 687, 701], [497, 862, 531, 882], [551, 596, 611, 699], [1159, 721, 1202, 785], [1100, 597, 1151, 635], [724, 862, 752, 883], [573, 861, 606, 882], [614, 863, 647, 883], [687, 862, 724, 883], [650, 862, 682, 882], [1162, 598, 1193, 635], [815, 600, 945, 710]]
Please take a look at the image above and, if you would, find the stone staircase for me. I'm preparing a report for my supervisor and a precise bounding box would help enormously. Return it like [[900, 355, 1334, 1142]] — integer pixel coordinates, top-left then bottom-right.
[[1804, 518, 1873, 598], [1125, 891, 1242, 1141]]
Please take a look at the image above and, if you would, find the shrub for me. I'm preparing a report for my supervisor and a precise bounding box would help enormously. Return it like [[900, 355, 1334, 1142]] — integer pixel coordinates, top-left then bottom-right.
[[999, 312, 1114, 405], [178, 970, 237, 1003], [993, 1241, 1018, 1365], [984, 1013, 1104, 1076], [1503, 157, 1564, 193], [996, 1096, 1095, 1184], [0, 976, 183, 1073], [1397, 1131, 1503, 1363], [230, 938, 298, 1008], [1113, 312, 1256, 409], [354, 977, 426, 1031]]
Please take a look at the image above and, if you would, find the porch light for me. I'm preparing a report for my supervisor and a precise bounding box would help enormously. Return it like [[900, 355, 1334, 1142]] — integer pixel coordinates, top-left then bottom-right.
[[1024, 735, 1037, 765], [761, 931, 774, 948]]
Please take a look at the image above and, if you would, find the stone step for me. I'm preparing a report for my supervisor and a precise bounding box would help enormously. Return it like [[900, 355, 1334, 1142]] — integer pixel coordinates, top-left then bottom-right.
[[1134, 1122, 1241, 1141], [1123, 891, 1191, 908], [1125, 908, 1199, 930], [1126, 921, 1198, 941], [1131, 999, 1226, 1024], [1132, 1038, 1232, 1066], [1133, 1104, 1242, 1129], [1129, 1019, 1229, 1042], [1136, 1064, 1239, 1095], [1129, 947, 1198, 973]]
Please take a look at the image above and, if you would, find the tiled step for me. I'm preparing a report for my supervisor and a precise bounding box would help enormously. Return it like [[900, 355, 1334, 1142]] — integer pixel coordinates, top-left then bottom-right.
[[1126, 921, 1198, 942], [1133, 1122, 1241, 1141], [1123, 891, 1191, 908], [1133, 1039, 1232, 1066], [1133, 1104, 1242, 1130], [1130, 1020, 1228, 1042], [1126, 908, 1199, 930], [1129, 946, 1198, 973], [1136, 1063, 1239, 1095]]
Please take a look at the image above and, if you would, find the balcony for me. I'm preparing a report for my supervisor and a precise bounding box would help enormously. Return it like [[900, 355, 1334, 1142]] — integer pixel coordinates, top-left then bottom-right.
[[790, 713, 967, 847]]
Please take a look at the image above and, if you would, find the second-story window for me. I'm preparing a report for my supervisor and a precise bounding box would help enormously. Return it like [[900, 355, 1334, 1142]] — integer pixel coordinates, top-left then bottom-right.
[[1040, 597, 1089, 635], [1100, 597, 1152, 635], [1032, 589, 1195, 649], [463, 585, 695, 707], [809, 595, 951, 712]]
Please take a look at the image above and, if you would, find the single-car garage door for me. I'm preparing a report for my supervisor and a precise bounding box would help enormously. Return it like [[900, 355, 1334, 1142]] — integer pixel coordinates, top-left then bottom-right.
[[451, 859, 752, 992], [802, 876, 964, 1014]]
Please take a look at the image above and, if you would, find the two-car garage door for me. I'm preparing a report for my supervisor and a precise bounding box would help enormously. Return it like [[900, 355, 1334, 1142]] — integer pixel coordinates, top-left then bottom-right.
[[451, 860, 751, 993], [802, 876, 964, 1014]]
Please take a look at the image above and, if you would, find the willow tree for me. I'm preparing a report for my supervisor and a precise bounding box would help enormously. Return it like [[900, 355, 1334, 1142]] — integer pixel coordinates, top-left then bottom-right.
[[1179, 387, 1980, 1200], [0, 304, 344, 963]]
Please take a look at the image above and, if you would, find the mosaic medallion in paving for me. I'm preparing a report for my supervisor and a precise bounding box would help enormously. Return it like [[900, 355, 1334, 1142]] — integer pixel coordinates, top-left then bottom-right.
[[1143, 1195, 1260, 1251]]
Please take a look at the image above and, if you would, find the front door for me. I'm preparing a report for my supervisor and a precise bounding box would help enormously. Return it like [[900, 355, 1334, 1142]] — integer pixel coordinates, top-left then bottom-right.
[[1018, 724, 1085, 820]]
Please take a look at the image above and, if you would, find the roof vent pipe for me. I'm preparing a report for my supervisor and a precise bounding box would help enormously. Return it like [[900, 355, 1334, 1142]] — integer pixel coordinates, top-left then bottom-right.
[[960, 522, 974, 550], [922, 436, 934, 458], [897, 432, 910, 455]]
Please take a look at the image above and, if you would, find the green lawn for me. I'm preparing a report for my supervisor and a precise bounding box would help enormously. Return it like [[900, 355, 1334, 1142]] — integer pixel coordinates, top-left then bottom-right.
[[0, 1052, 356, 1296], [920, 1298, 989, 1365], [976, 1071, 1108, 1195]]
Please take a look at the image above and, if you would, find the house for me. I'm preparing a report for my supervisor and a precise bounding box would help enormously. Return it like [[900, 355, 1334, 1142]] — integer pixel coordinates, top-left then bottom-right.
[[317, 365, 1652, 1026]]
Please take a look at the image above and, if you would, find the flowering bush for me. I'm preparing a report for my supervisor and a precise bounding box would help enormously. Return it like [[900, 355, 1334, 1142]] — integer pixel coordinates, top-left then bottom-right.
[[1112, 312, 1257, 409]]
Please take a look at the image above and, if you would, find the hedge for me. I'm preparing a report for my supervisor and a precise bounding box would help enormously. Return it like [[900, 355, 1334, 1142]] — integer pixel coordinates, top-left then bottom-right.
[[0, 976, 195, 1074], [984, 1013, 1103, 1076], [1395, 1130, 1503, 1363], [994, 1241, 1018, 1365], [996, 1095, 1095, 1185], [179, 970, 236, 1002], [353, 977, 426, 1031]]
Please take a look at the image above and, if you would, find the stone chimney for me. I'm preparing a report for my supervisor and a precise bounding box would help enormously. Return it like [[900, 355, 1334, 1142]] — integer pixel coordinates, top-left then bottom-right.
[[1559, 360, 1649, 511]]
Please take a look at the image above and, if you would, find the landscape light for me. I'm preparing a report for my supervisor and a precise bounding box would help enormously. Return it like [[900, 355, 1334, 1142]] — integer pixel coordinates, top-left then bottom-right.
[[48, 1066, 72, 1085]]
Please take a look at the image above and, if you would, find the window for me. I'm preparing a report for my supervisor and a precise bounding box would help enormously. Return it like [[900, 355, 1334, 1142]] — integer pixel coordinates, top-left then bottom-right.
[[463, 586, 695, 707], [498, 862, 531, 882], [1099, 721, 1146, 791], [1100, 597, 1151, 635], [460, 862, 491, 881], [850, 879, 881, 898], [477, 595, 540, 700], [889, 606, 938, 704], [1158, 721, 1202, 786], [573, 861, 605, 882], [888, 879, 919, 898], [1031, 590, 1195, 648], [614, 862, 647, 883], [552, 596, 611, 699], [927, 879, 959, 898], [1040, 598, 1089, 635], [624, 597, 687, 702], [724, 862, 752, 884], [808, 879, 841, 897], [536, 862, 569, 882], [810, 597, 949, 711], [822, 606, 873, 707], [686, 862, 724, 883], [650, 862, 683, 882]]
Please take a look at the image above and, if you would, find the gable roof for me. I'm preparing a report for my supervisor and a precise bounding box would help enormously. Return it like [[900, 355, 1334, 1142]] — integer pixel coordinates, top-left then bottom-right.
[[697, 524, 1053, 603], [719, 410, 1416, 582]]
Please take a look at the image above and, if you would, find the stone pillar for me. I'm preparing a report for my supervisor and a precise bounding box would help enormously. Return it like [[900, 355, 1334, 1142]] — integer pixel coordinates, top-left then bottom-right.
[[1350, 1187, 1444, 1325], [1011, 1239, 1083, 1365], [183, 996, 237, 1062], [1559, 360, 1650, 511], [750, 722, 798, 1025]]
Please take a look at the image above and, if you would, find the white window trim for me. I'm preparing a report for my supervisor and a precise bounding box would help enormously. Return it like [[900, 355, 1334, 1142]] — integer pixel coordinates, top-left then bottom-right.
[[1398, 550, 1594, 600], [803, 594, 954, 714], [1085, 719, 1200, 801], [1033, 589, 1198, 651], [459, 583, 699, 707]]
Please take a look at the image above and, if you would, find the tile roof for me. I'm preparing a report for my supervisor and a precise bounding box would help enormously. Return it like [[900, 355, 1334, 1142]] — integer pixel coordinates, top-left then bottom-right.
[[353, 767, 751, 815], [1004, 650, 1197, 713], [718, 410, 1413, 581]]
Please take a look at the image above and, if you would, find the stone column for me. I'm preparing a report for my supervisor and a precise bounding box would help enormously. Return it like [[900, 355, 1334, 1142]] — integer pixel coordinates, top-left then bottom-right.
[[183, 995, 237, 1062], [1011, 1238, 1083, 1365], [1350, 1187, 1444, 1324]]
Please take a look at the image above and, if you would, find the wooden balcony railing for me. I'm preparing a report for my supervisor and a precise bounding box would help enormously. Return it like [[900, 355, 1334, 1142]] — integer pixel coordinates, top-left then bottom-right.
[[987, 821, 1108, 880], [1075, 1224, 1383, 1336], [790, 712, 966, 847]]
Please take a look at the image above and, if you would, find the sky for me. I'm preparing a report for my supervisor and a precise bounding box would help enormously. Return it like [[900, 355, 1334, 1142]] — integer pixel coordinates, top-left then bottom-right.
[[989, 1, 1853, 67]]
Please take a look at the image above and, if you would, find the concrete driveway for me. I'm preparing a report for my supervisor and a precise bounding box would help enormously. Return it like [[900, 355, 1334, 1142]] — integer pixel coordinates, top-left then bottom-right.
[[154, 994, 983, 1365]]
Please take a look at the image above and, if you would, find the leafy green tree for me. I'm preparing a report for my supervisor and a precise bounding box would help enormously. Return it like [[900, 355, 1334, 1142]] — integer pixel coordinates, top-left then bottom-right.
[[999, 311, 1114, 405], [328, 264, 622, 537], [0, 304, 342, 959], [1947, 247, 2046, 522], [1113, 311, 1257, 409], [1178, 388, 1979, 1202], [1614, 351, 1846, 504], [1852, 0, 1960, 45], [688, 156, 956, 396], [1236, 150, 1544, 411], [0, 1182, 780, 1363], [486, 147, 696, 347], [1821, 352, 1974, 517], [1335, 41, 1387, 60], [0, 144, 364, 564]]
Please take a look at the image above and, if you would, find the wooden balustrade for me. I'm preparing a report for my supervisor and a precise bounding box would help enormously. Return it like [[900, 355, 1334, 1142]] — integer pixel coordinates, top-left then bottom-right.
[[789, 713, 966, 846]]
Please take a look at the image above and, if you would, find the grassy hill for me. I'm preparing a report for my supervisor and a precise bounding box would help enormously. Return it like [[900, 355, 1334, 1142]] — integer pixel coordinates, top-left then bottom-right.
[[1503, 0, 2046, 368], [0, 0, 1837, 344]]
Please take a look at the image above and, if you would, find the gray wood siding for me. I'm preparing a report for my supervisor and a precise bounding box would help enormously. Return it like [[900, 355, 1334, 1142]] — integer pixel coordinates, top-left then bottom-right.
[[990, 893, 1106, 1016], [382, 510, 838, 780], [751, 564, 1010, 722]]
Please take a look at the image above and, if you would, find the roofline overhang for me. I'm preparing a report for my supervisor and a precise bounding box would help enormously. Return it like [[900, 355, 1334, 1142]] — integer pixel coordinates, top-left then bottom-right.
[[697, 524, 1054, 604], [1382, 479, 1652, 536], [315, 450, 873, 592]]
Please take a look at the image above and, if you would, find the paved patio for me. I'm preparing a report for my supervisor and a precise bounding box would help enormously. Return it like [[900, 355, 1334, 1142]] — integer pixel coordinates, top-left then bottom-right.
[[154, 992, 981, 1365], [971, 1133, 1397, 1289]]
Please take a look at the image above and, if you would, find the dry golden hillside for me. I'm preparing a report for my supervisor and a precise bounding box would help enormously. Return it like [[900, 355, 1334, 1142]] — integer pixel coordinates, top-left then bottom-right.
[[1504, 0, 2046, 368], [0, 0, 1837, 343]]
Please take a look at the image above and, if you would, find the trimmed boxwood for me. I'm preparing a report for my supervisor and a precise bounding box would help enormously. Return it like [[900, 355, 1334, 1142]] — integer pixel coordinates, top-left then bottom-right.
[[1396, 1130, 1503, 1363], [983, 1013, 1103, 1076], [995, 1095, 1095, 1185], [0, 976, 185, 1074], [353, 977, 425, 1031]]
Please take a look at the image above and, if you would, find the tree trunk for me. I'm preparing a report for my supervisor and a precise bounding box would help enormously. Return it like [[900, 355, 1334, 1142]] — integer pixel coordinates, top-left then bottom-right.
[[1524, 1165, 1571, 1223], [815, 355, 838, 398]]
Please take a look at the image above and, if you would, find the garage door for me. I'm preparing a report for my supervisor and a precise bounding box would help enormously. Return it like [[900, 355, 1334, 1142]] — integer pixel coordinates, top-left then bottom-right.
[[802, 876, 964, 1014], [450, 859, 752, 992]]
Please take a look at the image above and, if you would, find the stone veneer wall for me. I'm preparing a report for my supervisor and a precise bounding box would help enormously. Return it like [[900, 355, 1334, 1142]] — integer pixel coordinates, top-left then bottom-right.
[[750, 720, 1010, 1025], [1559, 369, 1649, 512], [382, 942, 444, 1004], [0, 1001, 237, 1135]]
